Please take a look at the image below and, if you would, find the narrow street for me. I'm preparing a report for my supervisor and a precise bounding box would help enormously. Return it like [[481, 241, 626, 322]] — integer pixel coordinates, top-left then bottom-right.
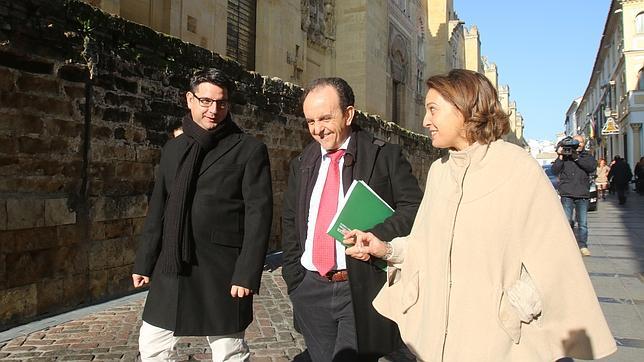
[[0, 193, 642, 361], [584, 192, 644, 361]]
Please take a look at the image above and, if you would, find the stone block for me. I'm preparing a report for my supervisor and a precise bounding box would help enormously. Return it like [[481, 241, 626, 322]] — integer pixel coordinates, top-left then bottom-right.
[[6, 198, 45, 230], [131, 217, 146, 235], [102, 107, 131, 123], [17, 74, 60, 94], [92, 125, 112, 140], [104, 219, 132, 239], [88, 239, 109, 271], [4, 250, 49, 287], [120, 195, 148, 219], [0, 284, 37, 324], [0, 93, 73, 116], [47, 119, 82, 138], [4, 113, 45, 135], [90, 197, 120, 222], [135, 148, 160, 163], [0, 199, 6, 230], [89, 270, 108, 300], [44, 198, 76, 226], [50, 245, 88, 276], [6, 246, 87, 286], [0, 67, 16, 92], [50, 138, 74, 154], [89, 237, 134, 271], [90, 143, 136, 162], [64, 85, 86, 99], [0, 51, 53, 74], [107, 265, 134, 295], [57, 64, 89, 83], [0, 231, 20, 254], [10, 226, 57, 253], [90, 221, 106, 241], [17, 136, 49, 154], [0, 136, 18, 154], [63, 274, 89, 307], [129, 127, 148, 143], [0, 254, 5, 288], [57, 224, 85, 246], [115, 162, 153, 183], [36, 278, 64, 313]]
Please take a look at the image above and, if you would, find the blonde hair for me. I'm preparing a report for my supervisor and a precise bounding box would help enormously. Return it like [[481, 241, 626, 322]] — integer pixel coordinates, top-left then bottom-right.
[[426, 69, 510, 144]]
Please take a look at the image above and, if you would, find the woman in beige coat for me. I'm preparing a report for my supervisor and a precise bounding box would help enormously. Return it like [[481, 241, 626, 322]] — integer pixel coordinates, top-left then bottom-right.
[[344, 69, 616, 361]]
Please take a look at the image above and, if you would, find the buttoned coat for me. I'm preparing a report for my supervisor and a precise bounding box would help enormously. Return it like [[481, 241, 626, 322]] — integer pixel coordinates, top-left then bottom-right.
[[373, 140, 616, 361], [133, 120, 272, 336], [281, 127, 423, 356]]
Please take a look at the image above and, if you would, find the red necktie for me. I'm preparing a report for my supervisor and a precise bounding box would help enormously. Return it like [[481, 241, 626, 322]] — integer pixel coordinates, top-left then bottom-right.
[[312, 149, 345, 276]]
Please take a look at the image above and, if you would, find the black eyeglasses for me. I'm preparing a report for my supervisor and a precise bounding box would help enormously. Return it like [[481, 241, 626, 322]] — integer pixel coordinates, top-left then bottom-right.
[[189, 92, 229, 109]]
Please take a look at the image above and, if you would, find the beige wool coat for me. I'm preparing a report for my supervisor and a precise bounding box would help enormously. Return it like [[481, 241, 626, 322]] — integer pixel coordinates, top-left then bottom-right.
[[373, 140, 616, 361]]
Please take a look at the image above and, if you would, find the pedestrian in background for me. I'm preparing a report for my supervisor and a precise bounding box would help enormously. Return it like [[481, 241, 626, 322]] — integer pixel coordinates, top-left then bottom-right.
[[596, 158, 610, 200], [344, 69, 616, 362], [552, 135, 596, 257], [132, 69, 273, 361], [608, 156, 633, 205], [634, 156, 644, 195]]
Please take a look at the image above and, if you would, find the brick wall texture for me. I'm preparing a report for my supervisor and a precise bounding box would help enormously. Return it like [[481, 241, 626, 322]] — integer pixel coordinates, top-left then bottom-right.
[[0, 0, 439, 328]]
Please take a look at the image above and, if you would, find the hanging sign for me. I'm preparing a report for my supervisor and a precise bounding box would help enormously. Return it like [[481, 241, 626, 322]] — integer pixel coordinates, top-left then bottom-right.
[[601, 117, 620, 135]]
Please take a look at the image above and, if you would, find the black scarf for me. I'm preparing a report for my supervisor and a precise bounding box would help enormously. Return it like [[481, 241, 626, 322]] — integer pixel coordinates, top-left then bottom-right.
[[158, 113, 238, 274]]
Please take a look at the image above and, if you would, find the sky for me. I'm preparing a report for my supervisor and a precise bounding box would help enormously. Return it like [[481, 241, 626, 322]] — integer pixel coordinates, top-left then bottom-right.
[[455, 0, 611, 141]]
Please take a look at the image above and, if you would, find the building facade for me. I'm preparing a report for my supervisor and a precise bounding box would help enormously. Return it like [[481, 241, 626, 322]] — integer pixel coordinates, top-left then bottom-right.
[[565, 97, 582, 136], [82, 0, 527, 142], [576, 0, 644, 168]]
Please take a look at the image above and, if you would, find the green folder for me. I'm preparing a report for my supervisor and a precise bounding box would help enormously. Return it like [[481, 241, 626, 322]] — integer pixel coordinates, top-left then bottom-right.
[[326, 180, 394, 245]]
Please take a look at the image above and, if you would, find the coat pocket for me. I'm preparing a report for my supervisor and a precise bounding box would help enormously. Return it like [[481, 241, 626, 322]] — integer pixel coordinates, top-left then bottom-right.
[[497, 289, 522, 344], [401, 271, 420, 314], [211, 230, 243, 248]]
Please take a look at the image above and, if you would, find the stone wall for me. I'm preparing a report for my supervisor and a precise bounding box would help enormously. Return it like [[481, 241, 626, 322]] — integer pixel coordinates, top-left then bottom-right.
[[0, 0, 438, 329]]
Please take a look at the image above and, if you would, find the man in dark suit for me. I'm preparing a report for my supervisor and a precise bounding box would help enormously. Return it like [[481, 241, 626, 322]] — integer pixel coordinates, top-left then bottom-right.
[[281, 77, 422, 361], [132, 69, 272, 361]]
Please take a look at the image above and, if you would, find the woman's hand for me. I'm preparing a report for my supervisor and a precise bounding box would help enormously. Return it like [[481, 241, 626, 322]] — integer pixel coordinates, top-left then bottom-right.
[[343, 230, 388, 261]]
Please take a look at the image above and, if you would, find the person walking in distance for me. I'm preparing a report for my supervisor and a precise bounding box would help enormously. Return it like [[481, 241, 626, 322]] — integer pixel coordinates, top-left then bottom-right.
[[608, 155, 633, 205], [596, 158, 610, 200], [552, 135, 596, 257]]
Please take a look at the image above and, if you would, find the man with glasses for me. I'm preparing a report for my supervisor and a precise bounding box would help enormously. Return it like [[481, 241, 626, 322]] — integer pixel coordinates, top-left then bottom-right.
[[281, 77, 422, 361], [132, 69, 273, 361]]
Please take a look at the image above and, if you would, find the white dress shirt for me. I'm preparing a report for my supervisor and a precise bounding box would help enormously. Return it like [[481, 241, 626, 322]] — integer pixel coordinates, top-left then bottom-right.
[[300, 136, 351, 272]]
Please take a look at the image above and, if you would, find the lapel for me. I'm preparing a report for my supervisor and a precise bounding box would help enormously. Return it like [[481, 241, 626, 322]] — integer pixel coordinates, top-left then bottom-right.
[[296, 142, 321, 245], [198, 133, 242, 175], [352, 129, 380, 184]]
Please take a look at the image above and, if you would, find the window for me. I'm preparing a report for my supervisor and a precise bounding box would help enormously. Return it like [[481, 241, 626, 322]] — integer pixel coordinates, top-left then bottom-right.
[[636, 12, 644, 33], [639, 68, 644, 90], [227, 0, 257, 70]]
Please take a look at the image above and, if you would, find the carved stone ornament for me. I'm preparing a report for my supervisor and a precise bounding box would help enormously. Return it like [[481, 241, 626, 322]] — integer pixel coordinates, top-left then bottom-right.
[[390, 31, 409, 83], [301, 0, 335, 48]]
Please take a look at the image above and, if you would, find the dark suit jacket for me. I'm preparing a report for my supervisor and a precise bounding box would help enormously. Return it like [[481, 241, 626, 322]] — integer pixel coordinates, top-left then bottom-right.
[[281, 127, 422, 356], [133, 120, 272, 336]]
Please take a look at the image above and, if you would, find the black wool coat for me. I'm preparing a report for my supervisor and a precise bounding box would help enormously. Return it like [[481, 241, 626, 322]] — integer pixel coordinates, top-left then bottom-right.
[[281, 127, 423, 356], [133, 121, 273, 336]]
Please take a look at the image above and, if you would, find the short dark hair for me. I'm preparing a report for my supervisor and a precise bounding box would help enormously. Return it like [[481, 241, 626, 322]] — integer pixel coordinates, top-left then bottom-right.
[[302, 77, 355, 110], [189, 68, 235, 94]]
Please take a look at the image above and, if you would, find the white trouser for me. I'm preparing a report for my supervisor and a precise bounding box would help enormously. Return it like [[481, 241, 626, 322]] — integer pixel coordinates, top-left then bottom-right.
[[138, 321, 250, 362]]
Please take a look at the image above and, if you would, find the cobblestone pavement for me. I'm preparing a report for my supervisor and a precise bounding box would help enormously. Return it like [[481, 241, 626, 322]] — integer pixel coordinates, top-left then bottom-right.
[[1, 193, 643, 361], [0, 268, 307, 361]]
